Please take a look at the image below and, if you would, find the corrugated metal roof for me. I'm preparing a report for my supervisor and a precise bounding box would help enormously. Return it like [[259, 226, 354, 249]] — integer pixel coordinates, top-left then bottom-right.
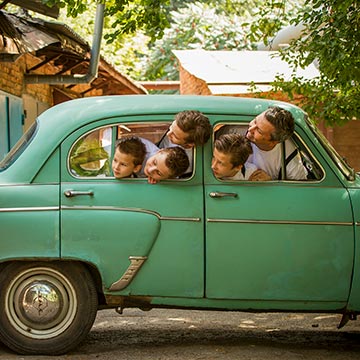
[[0, 11, 58, 55]]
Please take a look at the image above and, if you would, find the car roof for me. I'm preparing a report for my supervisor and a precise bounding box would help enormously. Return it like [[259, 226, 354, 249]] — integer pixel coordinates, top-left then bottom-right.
[[1, 95, 305, 183], [37, 95, 304, 136]]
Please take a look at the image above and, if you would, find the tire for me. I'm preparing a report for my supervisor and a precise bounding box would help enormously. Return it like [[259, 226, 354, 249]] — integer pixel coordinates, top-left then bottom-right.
[[0, 261, 98, 355]]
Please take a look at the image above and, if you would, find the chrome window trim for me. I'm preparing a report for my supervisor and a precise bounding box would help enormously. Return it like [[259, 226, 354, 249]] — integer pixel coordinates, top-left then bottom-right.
[[66, 121, 195, 181], [212, 121, 325, 183]]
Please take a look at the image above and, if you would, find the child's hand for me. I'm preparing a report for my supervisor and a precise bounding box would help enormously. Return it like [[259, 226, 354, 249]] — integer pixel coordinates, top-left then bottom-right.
[[147, 176, 158, 184]]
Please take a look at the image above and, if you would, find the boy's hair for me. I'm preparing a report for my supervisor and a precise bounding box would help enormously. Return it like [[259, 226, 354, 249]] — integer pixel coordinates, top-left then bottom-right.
[[162, 146, 190, 178], [175, 110, 211, 146], [265, 106, 295, 142], [116, 136, 146, 165], [214, 134, 252, 167]]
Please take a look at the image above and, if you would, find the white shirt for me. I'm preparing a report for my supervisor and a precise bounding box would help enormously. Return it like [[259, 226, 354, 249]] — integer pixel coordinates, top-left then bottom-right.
[[248, 140, 307, 180], [223, 162, 258, 181], [138, 137, 159, 177]]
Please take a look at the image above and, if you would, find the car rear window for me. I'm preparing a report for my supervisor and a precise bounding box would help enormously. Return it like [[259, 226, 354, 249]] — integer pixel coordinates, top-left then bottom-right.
[[0, 121, 37, 171]]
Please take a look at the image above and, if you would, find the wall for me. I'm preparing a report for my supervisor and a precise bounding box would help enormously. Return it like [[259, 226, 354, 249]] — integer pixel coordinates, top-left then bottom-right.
[[0, 54, 53, 132], [0, 53, 107, 138], [178, 65, 211, 95], [319, 121, 360, 172]]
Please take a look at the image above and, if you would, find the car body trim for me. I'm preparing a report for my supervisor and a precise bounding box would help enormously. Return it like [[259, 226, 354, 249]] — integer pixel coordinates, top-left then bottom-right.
[[61, 205, 201, 222], [0, 207, 59, 212], [109, 256, 148, 292], [207, 218, 353, 226]]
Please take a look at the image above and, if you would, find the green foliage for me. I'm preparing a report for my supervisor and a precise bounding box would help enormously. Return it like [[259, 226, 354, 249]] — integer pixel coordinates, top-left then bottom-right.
[[139, 1, 302, 84], [41, 0, 360, 125], [139, 2, 256, 82], [272, 1, 360, 124], [248, 0, 301, 45], [42, 0, 88, 17], [42, 0, 170, 41], [55, 2, 151, 77]]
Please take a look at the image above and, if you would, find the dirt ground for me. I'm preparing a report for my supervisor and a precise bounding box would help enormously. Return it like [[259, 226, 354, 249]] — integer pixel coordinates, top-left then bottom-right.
[[1, 308, 360, 359]]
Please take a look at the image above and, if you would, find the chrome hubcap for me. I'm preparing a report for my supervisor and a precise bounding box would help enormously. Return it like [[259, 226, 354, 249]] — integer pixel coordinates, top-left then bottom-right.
[[6, 267, 77, 339]]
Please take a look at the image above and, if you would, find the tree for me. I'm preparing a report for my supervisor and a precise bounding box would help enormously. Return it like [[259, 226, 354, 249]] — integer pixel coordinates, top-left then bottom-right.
[[139, 2, 256, 83], [43, 1, 360, 125], [138, 1, 301, 85], [256, 0, 360, 125], [42, 0, 170, 41]]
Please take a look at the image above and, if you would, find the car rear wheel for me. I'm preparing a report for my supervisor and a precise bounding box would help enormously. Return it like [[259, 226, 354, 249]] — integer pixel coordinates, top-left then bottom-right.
[[0, 261, 98, 355]]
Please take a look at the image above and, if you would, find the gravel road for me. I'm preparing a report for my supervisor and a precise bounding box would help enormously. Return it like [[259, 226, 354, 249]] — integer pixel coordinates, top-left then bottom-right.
[[1, 308, 359, 359]]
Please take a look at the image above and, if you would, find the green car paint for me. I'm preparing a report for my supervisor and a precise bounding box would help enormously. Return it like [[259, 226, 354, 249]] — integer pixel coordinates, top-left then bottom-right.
[[0, 95, 359, 355]]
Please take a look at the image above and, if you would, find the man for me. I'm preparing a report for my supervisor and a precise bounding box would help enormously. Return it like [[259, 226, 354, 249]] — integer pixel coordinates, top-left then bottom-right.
[[246, 106, 307, 180], [212, 134, 270, 181], [158, 110, 212, 173], [143, 146, 190, 184]]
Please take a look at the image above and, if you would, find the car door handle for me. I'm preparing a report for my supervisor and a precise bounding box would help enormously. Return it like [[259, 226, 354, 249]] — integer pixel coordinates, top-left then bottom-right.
[[209, 191, 238, 198], [64, 190, 94, 198]]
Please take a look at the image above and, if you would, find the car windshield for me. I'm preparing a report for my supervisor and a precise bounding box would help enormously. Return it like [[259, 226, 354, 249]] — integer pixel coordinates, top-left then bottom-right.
[[0, 121, 37, 171], [305, 117, 355, 180]]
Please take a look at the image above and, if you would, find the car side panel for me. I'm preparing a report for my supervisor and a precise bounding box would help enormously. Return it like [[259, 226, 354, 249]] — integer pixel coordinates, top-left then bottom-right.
[[0, 184, 59, 259], [204, 128, 354, 307], [347, 185, 360, 311], [61, 203, 161, 285], [60, 180, 204, 297], [60, 122, 204, 298]]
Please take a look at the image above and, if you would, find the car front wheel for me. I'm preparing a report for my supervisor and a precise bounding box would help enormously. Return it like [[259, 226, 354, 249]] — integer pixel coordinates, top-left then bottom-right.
[[0, 261, 98, 355]]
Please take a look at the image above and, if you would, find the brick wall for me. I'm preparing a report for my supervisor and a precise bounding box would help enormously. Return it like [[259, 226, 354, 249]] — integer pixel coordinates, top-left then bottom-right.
[[319, 121, 360, 171], [0, 54, 53, 105], [179, 65, 211, 95], [0, 60, 25, 97]]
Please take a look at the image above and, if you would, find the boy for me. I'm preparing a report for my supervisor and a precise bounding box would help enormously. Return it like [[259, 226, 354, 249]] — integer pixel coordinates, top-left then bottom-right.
[[112, 136, 147, 178], [158, 110, 212, 174], [158, 110, 212, 149], [143, 146, 190, 184], [212, 134, 270, 181]]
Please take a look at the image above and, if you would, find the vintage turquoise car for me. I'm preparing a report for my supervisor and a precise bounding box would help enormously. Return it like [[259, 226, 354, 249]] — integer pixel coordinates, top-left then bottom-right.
[[1, 95, 359, 355]]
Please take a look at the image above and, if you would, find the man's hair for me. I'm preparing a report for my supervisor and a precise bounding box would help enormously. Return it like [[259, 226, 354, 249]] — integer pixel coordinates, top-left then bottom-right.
[[214, 134, 252, 167], [175, 110, 211, 146], [162, 146, 190, 178], [265, 106, 295, 142], [116, 136, 146, 166]]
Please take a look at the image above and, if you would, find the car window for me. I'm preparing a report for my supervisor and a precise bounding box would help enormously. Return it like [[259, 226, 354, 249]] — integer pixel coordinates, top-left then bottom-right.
[[69, 121, 193, 179], [213, 123, 324, 182], [69, 127, 112, 177], [305, 116, 355, 180], [117, 123, 169, 144]]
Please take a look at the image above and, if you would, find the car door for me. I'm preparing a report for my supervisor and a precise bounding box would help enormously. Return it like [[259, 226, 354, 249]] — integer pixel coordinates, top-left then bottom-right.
[[204, 122, 354, 307], [60, 116, 204, 298]]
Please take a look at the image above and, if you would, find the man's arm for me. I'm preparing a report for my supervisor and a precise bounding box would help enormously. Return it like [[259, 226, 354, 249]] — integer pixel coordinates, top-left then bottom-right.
[[248, 169, 271, 181]]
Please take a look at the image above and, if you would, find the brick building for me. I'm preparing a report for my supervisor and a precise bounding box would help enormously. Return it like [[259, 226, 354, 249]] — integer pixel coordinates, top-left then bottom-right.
[[174, 49, 360, 171]]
